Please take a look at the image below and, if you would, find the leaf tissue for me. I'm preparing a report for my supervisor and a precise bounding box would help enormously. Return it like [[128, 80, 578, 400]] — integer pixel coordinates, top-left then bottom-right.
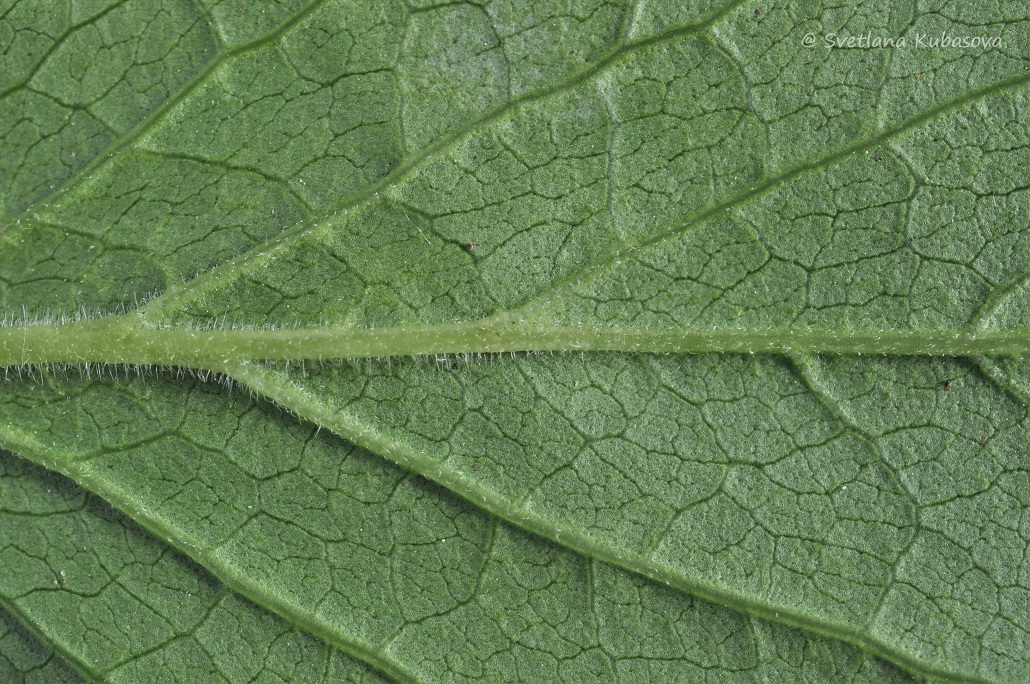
[[0, 0, 1027, 682]]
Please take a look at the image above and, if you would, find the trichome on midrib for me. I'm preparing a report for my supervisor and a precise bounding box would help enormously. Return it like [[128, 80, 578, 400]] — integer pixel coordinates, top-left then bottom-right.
[[2, 307, 1030, 373]]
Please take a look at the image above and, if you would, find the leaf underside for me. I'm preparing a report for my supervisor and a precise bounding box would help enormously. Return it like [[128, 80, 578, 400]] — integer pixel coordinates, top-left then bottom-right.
[[0, 0, 1028, 682]]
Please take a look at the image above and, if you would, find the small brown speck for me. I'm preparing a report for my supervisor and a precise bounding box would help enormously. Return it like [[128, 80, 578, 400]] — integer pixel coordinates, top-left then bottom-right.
[[944, 379, 953, 390]]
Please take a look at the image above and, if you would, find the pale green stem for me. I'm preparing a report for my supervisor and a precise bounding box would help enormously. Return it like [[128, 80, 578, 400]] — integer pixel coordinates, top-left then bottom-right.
[[1, 315, 1029, 367]]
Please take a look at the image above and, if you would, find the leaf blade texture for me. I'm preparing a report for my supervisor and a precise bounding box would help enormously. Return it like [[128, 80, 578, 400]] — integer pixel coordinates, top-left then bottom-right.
[[0, 0, 1027, 681]]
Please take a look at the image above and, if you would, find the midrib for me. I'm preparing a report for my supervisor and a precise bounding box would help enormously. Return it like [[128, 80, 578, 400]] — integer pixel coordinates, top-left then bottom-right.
[[2, 314, 1028, 368]]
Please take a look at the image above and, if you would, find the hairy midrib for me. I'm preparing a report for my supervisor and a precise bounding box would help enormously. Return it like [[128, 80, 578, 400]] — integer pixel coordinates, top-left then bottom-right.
[[2, 315, 1029, 367]]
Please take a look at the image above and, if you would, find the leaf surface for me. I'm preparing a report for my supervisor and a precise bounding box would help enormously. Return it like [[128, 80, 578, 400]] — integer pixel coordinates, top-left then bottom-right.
[[0, 0, 1027, 681]]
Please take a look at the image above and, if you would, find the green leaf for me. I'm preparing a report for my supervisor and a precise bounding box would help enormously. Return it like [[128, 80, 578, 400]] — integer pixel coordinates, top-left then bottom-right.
[[0, 452, 387, 683], [1, 0, 1027, 682], [1, 603, 84, 683]]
